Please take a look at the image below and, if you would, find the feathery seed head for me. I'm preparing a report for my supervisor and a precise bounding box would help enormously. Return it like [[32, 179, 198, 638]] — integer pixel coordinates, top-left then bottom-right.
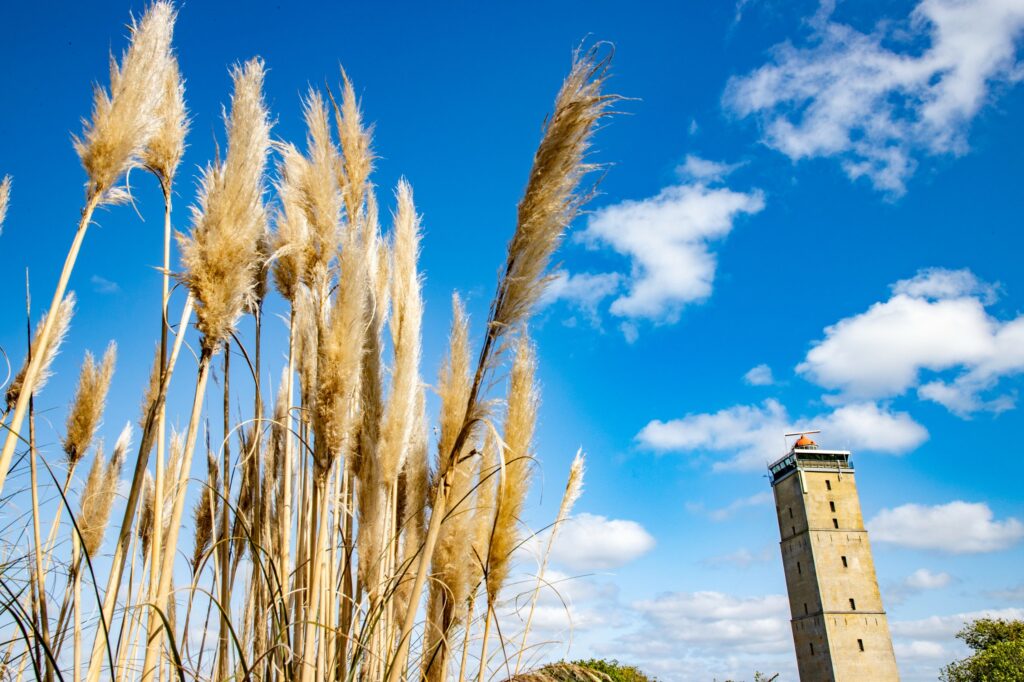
[[313, 229, 366, 478], [6, 292, 75, 411], [492, 46, 615, 338], [437, 293, 472, 476], [139, 471, 155, 560], [333, 69, 374, 225], [301, 89, 342, 271], [486, 335, 538, 603], [79, 438, 125, 556], [144, 54, 189, 186], [74, 1, 176, 203], [378, 180, 423, 485], [191, 451, 218, 570], [179, 58, 272, 350], [271, 143, 312, 302], [62, 342, 117, 467], [0, 175, 10, 235]]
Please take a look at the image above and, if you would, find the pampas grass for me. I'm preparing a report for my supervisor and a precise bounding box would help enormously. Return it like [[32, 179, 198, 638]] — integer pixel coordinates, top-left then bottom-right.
[[5, 292, 75, 412], [0, 13, 618, 682], [62, 343, 117, 467], [0, 175, 10, 235]]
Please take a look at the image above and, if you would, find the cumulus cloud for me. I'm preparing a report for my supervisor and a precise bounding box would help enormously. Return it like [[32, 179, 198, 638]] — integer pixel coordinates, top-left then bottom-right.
[[540, 269, 623, 324], [578, 178, 764, 324], [869, 501, 1024, 553], [545, 513, 656, 571], [744, 363, 775, 386], [725, 0, 1024, 194], [904, 568, 954, 591], [636, 398, 927, 470], [603, 590, 795, 680], [687, 491, 773, 521], [798, 267, 1024, 415]]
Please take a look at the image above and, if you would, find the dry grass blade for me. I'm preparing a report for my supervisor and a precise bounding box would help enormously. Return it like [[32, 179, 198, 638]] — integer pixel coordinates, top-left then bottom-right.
[[178, 57, 271, 350], [62, 342, 117, 467], [192, 451, 219, 571], [74, 0, 175, 202], [5, 293, 75, 411]]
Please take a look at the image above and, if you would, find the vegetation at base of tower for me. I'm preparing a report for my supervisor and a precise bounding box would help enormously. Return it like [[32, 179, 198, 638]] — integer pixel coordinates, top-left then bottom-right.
[[506, 659, 656, 681], [941, 618, 1024, 682], [0, 2, 619, 680]]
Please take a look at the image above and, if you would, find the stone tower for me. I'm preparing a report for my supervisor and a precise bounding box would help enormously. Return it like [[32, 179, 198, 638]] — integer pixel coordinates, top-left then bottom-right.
[[768, 434, 899, 681]]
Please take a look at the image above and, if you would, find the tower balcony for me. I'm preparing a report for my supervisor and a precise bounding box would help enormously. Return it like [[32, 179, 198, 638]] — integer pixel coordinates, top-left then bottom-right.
[[769, 447, 854, 484]]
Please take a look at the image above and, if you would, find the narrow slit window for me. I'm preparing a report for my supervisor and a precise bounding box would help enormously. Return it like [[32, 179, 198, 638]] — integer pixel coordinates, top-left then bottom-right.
[[833, 518, 839, 529], [841, 555, 848, 568], [810, 642, 815, 655], [826, 480, 832, 491], [858, 639, 865, 652], [797, 561, 802, 575], [789, 507, 793, 519], [804, 603, 808, 615], [792, 526, 796, 536], [829, 501, 836, 512], [850, 598, 857, 611]]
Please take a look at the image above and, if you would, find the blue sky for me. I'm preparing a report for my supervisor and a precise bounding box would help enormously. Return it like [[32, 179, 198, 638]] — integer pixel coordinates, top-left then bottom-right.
[[2, 1, 1024, 680]]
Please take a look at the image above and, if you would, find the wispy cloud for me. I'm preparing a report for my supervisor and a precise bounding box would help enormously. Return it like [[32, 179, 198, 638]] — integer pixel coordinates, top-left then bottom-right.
[[725, 0, 1024, 194], [91, 274, 121, 294]]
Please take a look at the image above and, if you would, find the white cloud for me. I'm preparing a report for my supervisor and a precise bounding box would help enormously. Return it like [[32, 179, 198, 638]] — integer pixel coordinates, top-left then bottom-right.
[[725, 0, 1024, 194], [869, 501, 1024, 553], [605, 590, 795, 680], [904, 568, 954, 590], [798, 267, 1024, 414], [743, 363, 775, 386], [675, 155, 744, 183], [540, 269, 623, 324], [91, 274, 121, 294], [701, 546, 775, 569], [892, 267, 999, 304], [687, 491, 773, 521], [579, 180, 764, 323], [636, 398, 927, 471], [547, 513, 656, 571]]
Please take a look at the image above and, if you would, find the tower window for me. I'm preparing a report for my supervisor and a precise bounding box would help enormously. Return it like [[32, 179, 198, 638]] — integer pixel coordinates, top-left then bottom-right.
[[833, 518, 839, 529], [841, 555, 848, 568], [804, 603, 808, 615], [792, 526, 796, 536], [850, 598, 857, 611], [829, 501, 836, 512], [858, 639, 865, 652], [789, 507, 793, 518], [810, 642, 815, 655], [826, 480, 832, 491], [797, 561, 802, 575]]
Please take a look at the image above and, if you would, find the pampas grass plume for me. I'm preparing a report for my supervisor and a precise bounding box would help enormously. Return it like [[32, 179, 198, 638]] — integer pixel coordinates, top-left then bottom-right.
[[0, 175, 10, 235], [144, 54, 189, 186], [62, 342, 117, 467], [6, 292, 76, 411], [74, 1, 176, 202], [179, 58, 271, 349]]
